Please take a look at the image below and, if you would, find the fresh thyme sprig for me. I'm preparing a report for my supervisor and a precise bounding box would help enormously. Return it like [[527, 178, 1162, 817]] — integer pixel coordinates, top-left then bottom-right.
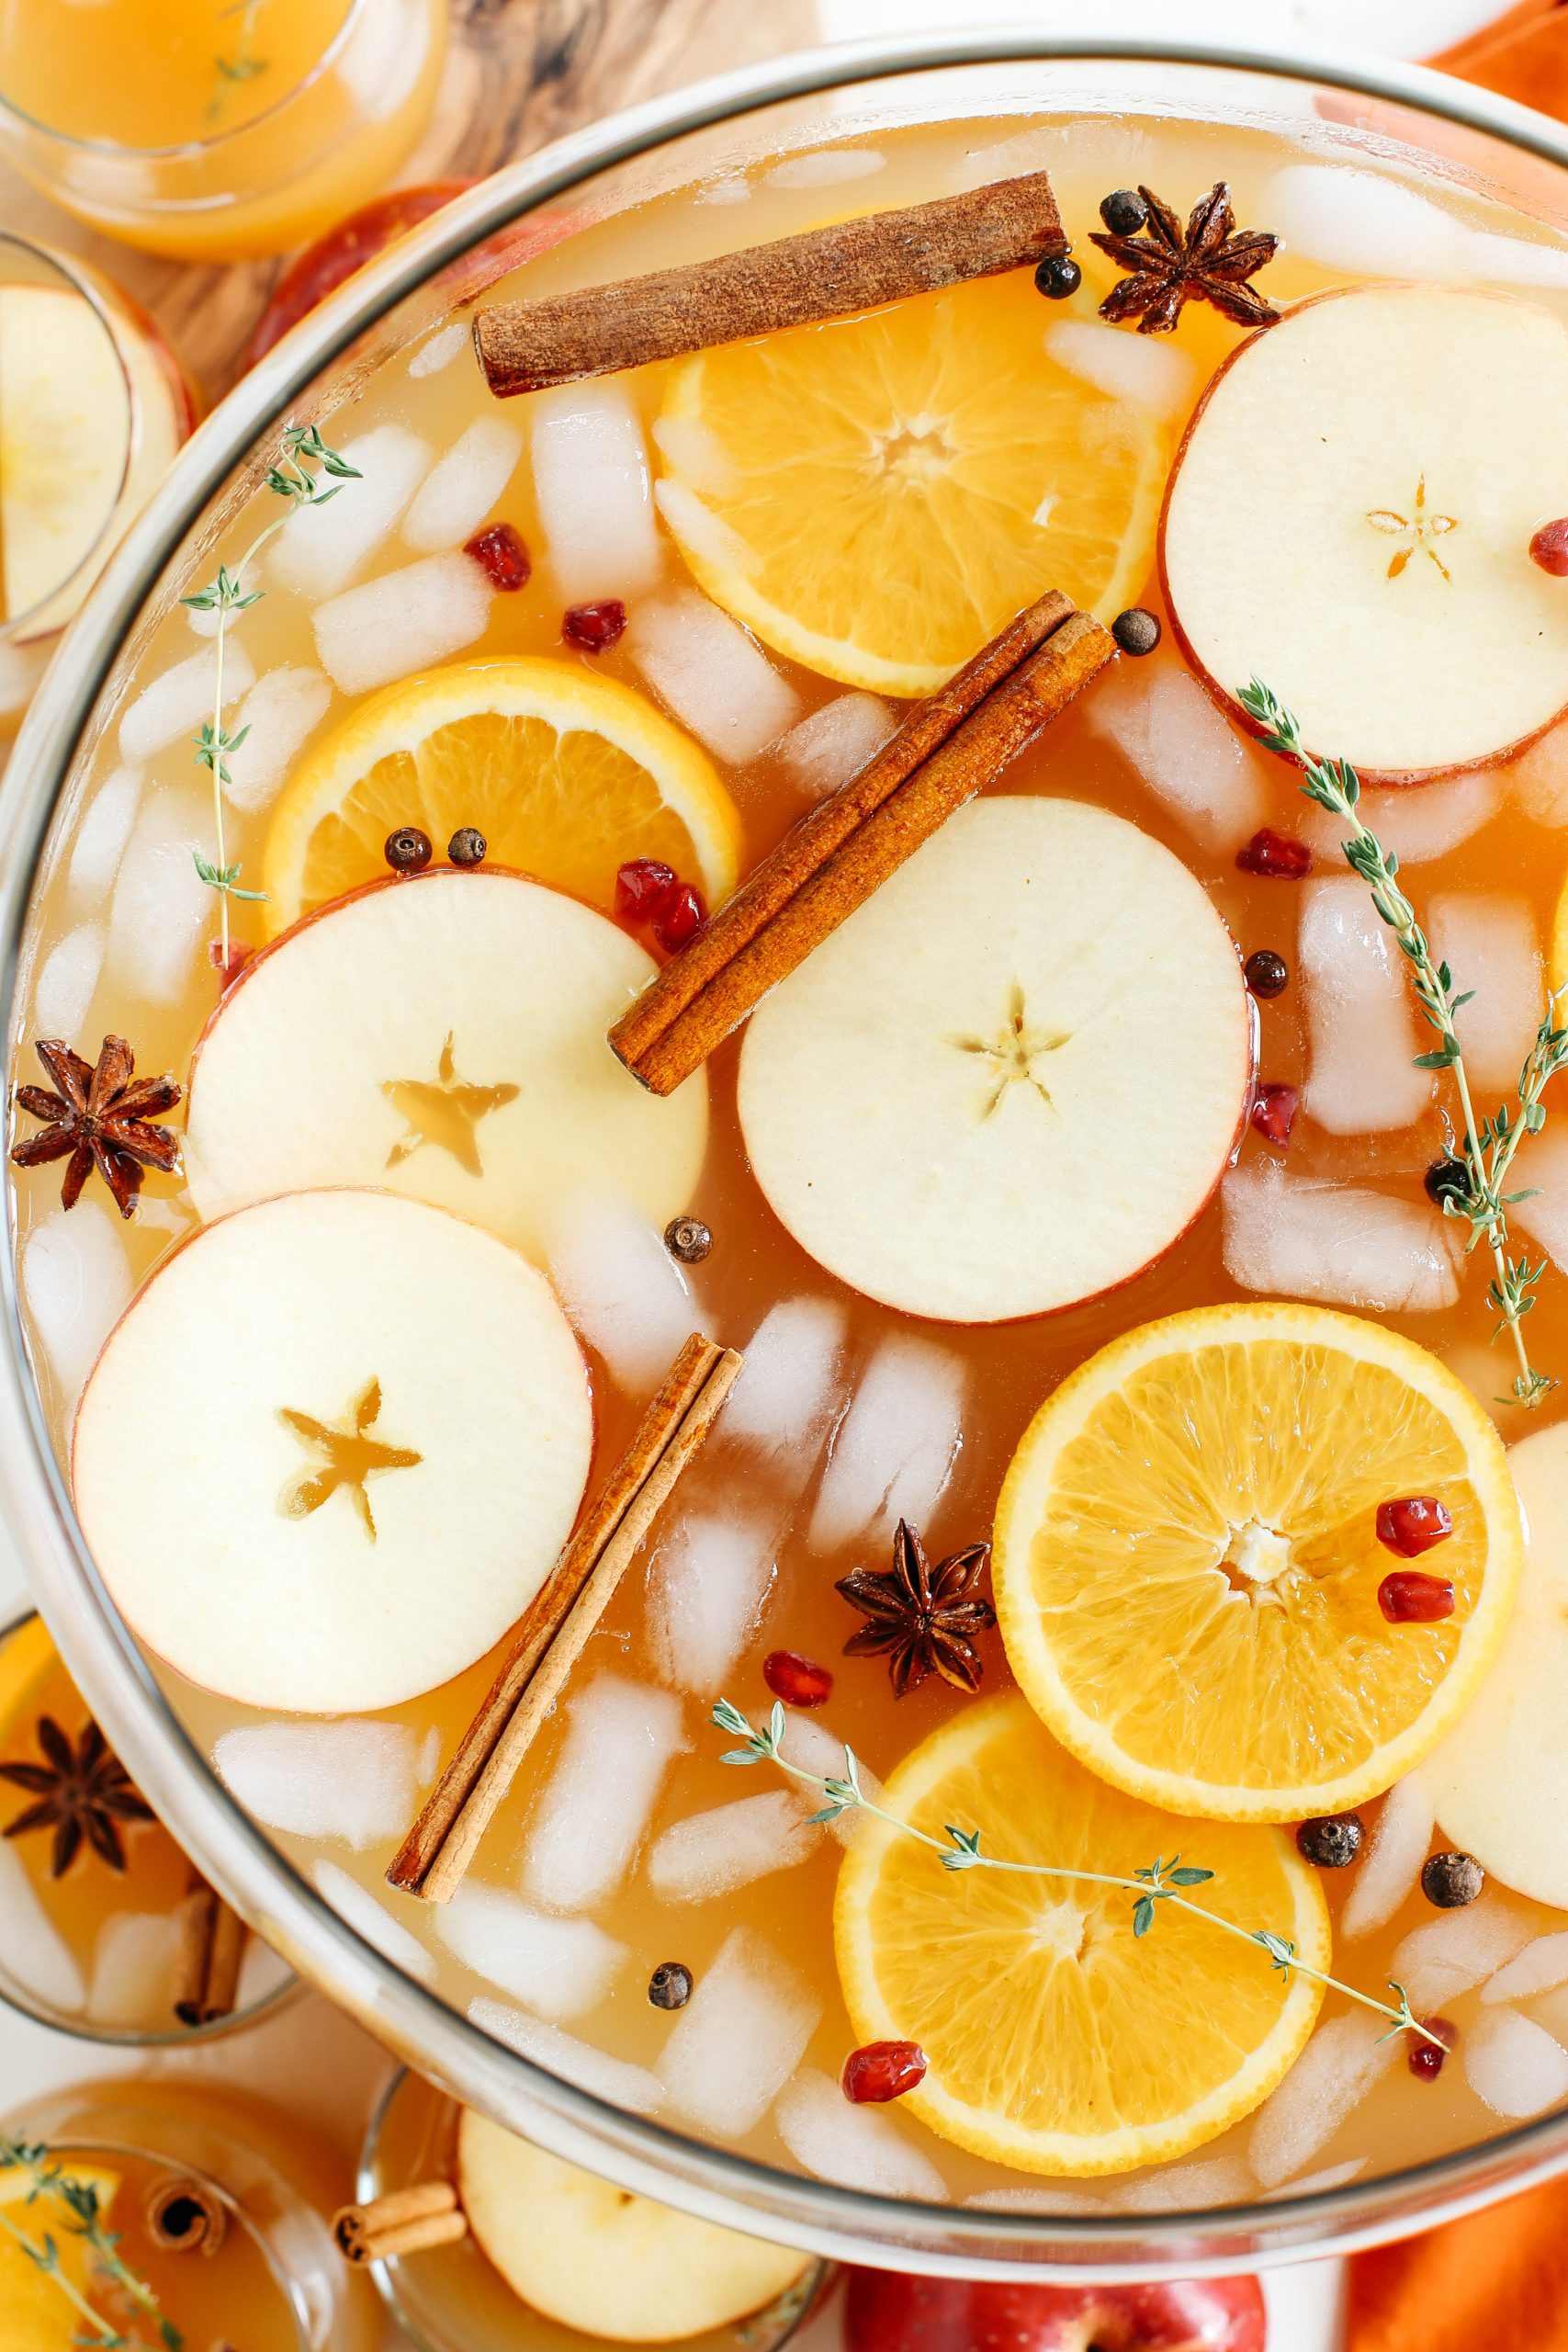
[[0, 2131, 182, 2351], [712, 1700, 1440, 2051], [1239, 678, 1568, 1409], [181, 424, 359, 968], [208, 0, 269, 124]]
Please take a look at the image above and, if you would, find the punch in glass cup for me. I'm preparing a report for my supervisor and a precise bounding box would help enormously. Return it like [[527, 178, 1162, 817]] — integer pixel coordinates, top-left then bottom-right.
[[0, 0, 449, 262], [0, 1608, 294, 2043]]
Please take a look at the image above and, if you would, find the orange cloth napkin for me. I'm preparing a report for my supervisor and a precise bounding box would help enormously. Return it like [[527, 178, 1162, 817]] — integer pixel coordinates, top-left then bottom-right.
[[1348, 2172, 1568, 2350], [1429, 0, 1568, 108]]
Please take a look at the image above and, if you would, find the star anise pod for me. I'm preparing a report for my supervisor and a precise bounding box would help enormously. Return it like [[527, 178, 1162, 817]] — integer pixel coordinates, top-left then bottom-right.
[[836, 1519, 996, 1698], [10, 1035, 183, 1218], [0, 1714, 155, 1875], [1089, 182, 1280, 335]]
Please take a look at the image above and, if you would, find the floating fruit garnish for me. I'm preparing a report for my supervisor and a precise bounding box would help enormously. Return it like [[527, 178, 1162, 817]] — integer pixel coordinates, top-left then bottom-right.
[[1379, 1571, 1456, 1624], [841, 2041, 928, 2105], [383, 823, 433, 875], [992, 1302, 1522, 1821], [1422, 1850, 1483, 1908], [1529, 517, 1568, 577], [1408, 2018, 1457, 2080], [0, 1713, 152, 1875], [1425, 1155, 1469, 1207], [10, 1034, 182, 1218], [1089, 181, 1280, 335], [1235, 828, 1311, 879], [465, 520, 530, 591], [662, 1214, 711, 1264], [653, 269, 1168, 695], [762, 1649, 832, 1707], [648, 1961, 693, 2010], [446, 826, 486, 868], [837, 1521, 995, 1699], [1295, 1814, 1362, 1869], [1032, 254, 1081, 300], [1111, 605, 1160, 655], [1249, 1081, 1297, 1148], [1243, 947, 1289, 999], [1163, 287, 1568, 777], [260, 656, 740, 934], [1377, 1496, 1454, 1557], [563, 598, 628, 652]]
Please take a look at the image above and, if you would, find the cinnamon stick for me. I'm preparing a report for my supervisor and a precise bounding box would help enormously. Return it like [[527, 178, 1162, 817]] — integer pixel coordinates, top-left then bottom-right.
[[145, 2173, 226, 2256], [173, 1871, 247, 2027], [388, 1333, 741, 1903], [610, 598, 1115, 1095], [333, 2181, 468, 2266], [475, 170, 1065, 397]]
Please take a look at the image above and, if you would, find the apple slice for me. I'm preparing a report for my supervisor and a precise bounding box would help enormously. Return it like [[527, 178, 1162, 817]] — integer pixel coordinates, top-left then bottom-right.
[[457, 2109, 812, 2342], [72, 1189, 592, 1713], [843, 2270, 1267, 2352], [736, 797, 1249, 1323], [0, 283, 129, 629], [1423, 1420, 1568, 1907], [1160, 284, 1568, 779], [185, 869, 706, 1259]]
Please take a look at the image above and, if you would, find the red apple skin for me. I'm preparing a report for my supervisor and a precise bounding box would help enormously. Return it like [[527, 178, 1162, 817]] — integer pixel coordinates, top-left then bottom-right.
[[843, 2269, 1268, 2352], [1156, 281, 1568, 787], [245, 183, 477, 365]]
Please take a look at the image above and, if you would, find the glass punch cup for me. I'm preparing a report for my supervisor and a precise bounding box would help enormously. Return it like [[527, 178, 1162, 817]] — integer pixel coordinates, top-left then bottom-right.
[[14, 34, 1568, 2289], [0, 0, 448, 261]]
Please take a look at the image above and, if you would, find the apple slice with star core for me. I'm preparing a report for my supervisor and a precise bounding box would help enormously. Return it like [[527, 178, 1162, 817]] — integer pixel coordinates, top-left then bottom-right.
[[72, 1189, 593, 1713], [736, 797, 1249, 1322], [184, 868, 706, 1257], [1160, 284, 1568, 777]]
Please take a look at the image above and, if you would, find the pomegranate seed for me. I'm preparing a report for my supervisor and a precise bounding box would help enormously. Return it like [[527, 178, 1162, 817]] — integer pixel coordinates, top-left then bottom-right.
[[1376, 1496, 1454, 1557], [842, 2041, 928, 2105], [1408, 2017, 1457, 2081], [1249, 1081, 1298, 1148], [762, 1650, 834, 1707], [615, 857, 678, 924], [1379, 1570, 1456, 1624], [654, 881, 707, 953], [465, 522, 531, 591], [1236, 828, 1313, 879], [563, 599, 628, 652], [1529, 517, 1568, 577]]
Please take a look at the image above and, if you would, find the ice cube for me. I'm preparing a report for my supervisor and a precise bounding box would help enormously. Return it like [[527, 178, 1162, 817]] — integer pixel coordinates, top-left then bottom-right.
[[312, 553, 492, 696], [774, 2068, 946, 2199], [1463, 2008, 1568, 2118], [1044, 319, 1197, 419], [1081, 663, 1267, 855], [656, 1926, 821, 2135], [1259, 2158, 1366, 2200], [67, 766, 141, 904], [966, 2185, 1111, 2215], [722, 1297, 849, 1465], [408, 321, 470, 378], [222, 667, 333, 812], [269, 424, 434, 599], [212, 1718, 424, 1849], [312, 1859, 436, 1983], [531, 381, 662, 602], [544, 1194, 702, 1394], [649, 414, 739, 500], [1389, 1890, 1536, 2013], [104, 783, 214, 1006], [1427, 895, 1544, 1093], [652, 478, 761, 582], [647, 1514, 778, 1694], [469, 1996, 664, 2112], [629, 589, 802, 763], [947, 124, 1060, 193], [34, 923, 105, 1037], [1465, 230, 1568, 289], [1110, 2155, 1255, 2213], [1511, 1128, 1568, 1273], [1342, 1774, 1435, 1939], [22, 1200, 135, 1404], [436, 1881, 626, 2019], [402, 418, 524, 553], [749, 1707, 883, 1848], [696, 175, 751, 207], [85, 1909, 182, 2027], [774, 696, 897, 800], [1299, 876, 1432, 1133], [764, 149, 885, 189], [0, 1838, 85, 2010], [1263, 164, 1471, 278], [1248, 2012, 1399, 2188], [522, 1675, 687, 1913], [647, 1790, 818, 1902], [809, 1334, 967, 1552], [1483, 1929, 1568, 2006], [1512, 722, 1568, 828], [1300, 773, 1500, 867], [117, 639, 256, 763], [1221, 1164, 1459, 1314]]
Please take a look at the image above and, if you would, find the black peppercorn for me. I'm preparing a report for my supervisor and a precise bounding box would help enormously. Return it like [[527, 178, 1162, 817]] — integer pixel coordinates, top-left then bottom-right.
[[648, 1961, 693, 2010], [1100, 187, 1149, 236], [664, 1215, 712, 1264], [447, 827, 487, 868], [1295, 1814, 1364, 1870], [384, 826, 433, 876], [1111, 607, 1161, 657], [1425, 1156, 1470, 1209], [1033, 254, 1082, 301], [1244, 948, 1289, 1000], [1422, 1850, 1483, 1908]]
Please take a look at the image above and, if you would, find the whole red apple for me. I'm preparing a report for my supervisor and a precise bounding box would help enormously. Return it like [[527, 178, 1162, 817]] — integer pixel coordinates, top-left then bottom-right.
[[843, 2269, 1267, 2352], [245, 182, 476, 364]]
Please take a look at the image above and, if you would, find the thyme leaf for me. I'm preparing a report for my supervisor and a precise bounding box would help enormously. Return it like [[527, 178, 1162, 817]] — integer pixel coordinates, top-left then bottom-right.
[[0, 2131, 182, 2349]]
